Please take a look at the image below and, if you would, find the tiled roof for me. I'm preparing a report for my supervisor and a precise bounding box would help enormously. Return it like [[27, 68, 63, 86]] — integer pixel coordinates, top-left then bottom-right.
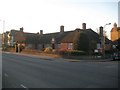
[[9, 30, 19, 36], [61, 29, 99, 43], [61, 29, 111, 44], [8, 28, 111, 44], [24, 33, 39, 44], [111, 27, 120, 32], [112, 38, 120, 44], [38, 31, 73, 44], [118, 27, 120, 30]]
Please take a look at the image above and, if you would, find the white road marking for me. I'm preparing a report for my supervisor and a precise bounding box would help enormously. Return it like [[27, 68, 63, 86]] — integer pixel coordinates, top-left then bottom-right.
[[20, 84, 27, 88], [4, 73, 8, 77]]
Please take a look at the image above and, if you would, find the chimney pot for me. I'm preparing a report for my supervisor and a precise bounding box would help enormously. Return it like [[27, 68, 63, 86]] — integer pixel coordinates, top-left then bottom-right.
[[82, 23, 86, 30], [40, 30, 43, 35], [20, 27, 23, 32], [99, 26, 103, 37], [60, 25, 64, 32]]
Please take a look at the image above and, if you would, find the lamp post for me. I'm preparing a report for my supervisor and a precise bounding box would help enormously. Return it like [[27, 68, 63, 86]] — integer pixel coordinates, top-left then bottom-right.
[[103, 23, 111, 58], [3, 20, 5, 46]]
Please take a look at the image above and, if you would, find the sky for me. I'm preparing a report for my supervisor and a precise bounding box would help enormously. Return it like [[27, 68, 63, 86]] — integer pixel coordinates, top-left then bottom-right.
[[0, 0, 119, 39], [118, 1, 120, 27]]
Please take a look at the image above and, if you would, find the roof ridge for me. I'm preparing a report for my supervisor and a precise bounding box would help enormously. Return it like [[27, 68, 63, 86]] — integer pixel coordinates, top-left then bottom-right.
[[44, 30, 74, 35]]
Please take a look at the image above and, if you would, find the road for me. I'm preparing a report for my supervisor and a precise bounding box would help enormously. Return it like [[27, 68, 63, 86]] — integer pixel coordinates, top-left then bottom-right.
[[2, 52, 118, 88]]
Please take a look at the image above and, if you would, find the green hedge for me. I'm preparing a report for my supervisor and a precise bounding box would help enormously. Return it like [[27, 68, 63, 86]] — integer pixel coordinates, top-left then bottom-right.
[[59, 50, 88, 56], [105, 50, 113, 54]]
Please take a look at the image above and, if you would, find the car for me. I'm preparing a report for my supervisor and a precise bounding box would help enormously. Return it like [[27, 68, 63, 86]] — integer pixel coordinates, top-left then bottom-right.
[[112, 51, 120, 60]]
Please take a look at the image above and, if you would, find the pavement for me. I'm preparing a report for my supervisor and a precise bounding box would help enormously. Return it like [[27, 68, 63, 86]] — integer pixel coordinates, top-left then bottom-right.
[[3, 51, 113, 62]]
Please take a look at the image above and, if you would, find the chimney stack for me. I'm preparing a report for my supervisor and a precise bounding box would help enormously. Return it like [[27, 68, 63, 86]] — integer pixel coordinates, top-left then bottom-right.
[[99, 26, 103, 37], [82, 23, 86, 30], [20, 27, 23, 32], [60, 25, 64, 33], [40, 30, 43, 35], [99, 26, 104, 49], [37, 32, 39, 34]]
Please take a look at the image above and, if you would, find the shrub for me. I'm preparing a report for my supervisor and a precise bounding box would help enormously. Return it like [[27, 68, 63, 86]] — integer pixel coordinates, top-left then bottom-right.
[[44, 47, 52, 53], [41, 48, 45, 51], [59, 50, 88, 56], [70, 50, 87, 56], [105, 50, 113, 54]]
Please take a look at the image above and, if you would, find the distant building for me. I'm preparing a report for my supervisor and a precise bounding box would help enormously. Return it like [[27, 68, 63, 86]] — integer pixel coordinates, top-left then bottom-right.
[[60, 26, 111, 52], [6, 27, 25, 46], [111, 23, 120, 41]]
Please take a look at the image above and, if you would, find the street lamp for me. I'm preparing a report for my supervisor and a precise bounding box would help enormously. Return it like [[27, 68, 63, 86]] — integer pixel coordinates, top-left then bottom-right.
[[3, 20, 5, 46], [103, 23, 111, 58], [104, 23, 111, 26]]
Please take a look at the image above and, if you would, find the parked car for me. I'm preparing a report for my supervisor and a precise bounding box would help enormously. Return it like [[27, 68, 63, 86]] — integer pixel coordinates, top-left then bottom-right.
[[112, 51, 120, 60]]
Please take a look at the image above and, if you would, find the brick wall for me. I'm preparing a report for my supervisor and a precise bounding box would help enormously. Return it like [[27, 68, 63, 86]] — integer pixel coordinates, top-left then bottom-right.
[[60, 43, 73, 51], [111, 31, 119, 41], [60, 43, 68, 50]]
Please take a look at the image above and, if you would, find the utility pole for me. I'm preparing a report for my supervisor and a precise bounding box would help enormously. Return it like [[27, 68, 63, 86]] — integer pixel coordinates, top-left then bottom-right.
[[3, 20, 5, 46]]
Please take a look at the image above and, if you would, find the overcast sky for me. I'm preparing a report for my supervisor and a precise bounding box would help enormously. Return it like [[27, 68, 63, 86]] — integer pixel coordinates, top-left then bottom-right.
[[0, 0, 119, 39]]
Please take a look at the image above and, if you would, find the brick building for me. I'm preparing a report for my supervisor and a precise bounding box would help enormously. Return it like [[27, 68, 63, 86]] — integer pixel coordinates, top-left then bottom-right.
[[5, 23, 112, 53], [6, 27, 25, 46], [111, 23, 120, 41]]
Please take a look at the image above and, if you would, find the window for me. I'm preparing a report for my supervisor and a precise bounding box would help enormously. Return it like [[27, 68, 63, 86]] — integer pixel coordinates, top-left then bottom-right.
[[57, 44, 60, 48], [68, 43, 73, 50]]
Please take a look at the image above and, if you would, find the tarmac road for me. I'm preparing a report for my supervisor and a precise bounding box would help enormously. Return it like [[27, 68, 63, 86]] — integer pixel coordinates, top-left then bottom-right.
[[2, 52, 118, 88]]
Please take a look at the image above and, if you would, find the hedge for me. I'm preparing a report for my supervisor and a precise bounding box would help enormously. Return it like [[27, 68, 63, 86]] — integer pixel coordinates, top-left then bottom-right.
[[59, 50, 88, 56]]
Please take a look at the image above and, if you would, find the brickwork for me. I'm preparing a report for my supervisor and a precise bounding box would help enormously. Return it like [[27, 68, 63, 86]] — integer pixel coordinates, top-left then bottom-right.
[[111, 23, 120, 41]]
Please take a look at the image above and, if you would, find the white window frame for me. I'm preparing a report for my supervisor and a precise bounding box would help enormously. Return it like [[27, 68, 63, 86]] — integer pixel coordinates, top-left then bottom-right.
[[68, 43, 73, 50]]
